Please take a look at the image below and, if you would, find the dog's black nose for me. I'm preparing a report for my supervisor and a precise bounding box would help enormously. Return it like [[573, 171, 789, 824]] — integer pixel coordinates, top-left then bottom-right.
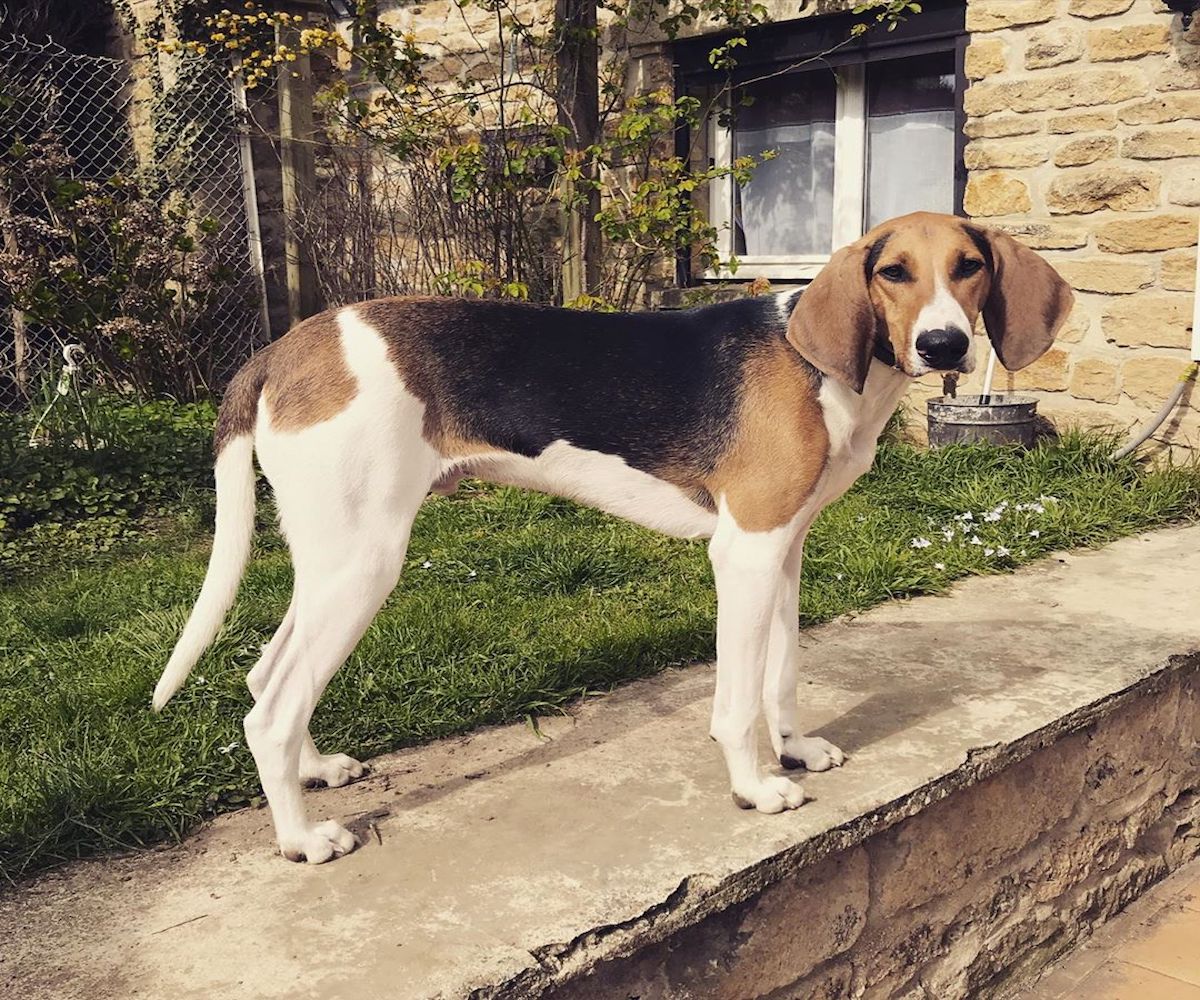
[[915, 327, 970, 369]]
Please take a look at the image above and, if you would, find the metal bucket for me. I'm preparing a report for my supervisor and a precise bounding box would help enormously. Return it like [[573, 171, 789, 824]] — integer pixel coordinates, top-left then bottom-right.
[[927, 394, 1038, 449]]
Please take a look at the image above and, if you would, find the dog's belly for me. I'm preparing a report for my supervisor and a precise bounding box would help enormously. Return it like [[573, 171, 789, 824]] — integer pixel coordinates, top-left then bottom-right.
[[462, 441, 718, 539]]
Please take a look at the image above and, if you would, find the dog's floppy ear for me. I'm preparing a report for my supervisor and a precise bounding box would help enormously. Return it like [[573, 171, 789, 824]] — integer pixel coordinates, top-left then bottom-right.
[[786, 241, 877, 394], [975, 227, 1074, 372]]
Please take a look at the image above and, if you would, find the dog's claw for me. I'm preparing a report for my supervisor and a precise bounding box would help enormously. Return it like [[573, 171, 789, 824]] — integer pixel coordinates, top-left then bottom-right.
[[779, 737, 845, 772], [279, 820, 358, 864], [731, 776, 806, 813]]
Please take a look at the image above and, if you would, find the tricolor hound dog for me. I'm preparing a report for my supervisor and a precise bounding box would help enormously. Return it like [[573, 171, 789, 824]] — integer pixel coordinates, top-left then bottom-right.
[[154, 211, 1073, 864]]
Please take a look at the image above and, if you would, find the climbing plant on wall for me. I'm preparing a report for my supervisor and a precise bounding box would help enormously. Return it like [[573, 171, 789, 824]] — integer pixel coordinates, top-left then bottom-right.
[[171, 0, 921, 310]]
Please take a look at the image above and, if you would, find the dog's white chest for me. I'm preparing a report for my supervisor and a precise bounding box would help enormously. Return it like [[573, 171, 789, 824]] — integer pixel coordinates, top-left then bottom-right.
[[816, 362, 911, 501]]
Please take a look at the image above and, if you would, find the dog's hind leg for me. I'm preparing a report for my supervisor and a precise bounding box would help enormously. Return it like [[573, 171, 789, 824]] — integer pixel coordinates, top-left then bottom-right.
[[244, 532, 408, 862], [763, 530, 845, 773], [247, 603, 366, 788]]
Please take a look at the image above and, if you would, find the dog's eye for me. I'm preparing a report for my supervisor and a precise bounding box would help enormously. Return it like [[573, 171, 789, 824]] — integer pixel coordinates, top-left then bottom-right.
[[878, 264, 907, 283], [957, 258, 985, 278]]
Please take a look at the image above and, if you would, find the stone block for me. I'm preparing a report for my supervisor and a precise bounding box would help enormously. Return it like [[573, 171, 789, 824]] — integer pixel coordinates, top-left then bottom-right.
[[1123, 355, 1197, 407], [1068, 0, 1134, 16], [1054, 258, 1154, 293], [994, 220, 1090, 250], [1011, 347, 1072, 390], [1165, 161, 1200, 205], [967, 0, 1056, 32], [1053, 135, 1117, 167], [1070, 357, 1121, 403], [964, 172, 1032, 216], [1161, 249, 1197, 292], [1118, 93, 1200, 125], [1156, 63, 1200, 93], [1057, 303, 1092, 343], [964, 69, 1147, 117], [966, 115, 1042, 139], [1097, 214, 1197, 252], [1087, 24, 1171, 62], [1025, 26, 1084, 69], [1103, 294, 1194, 347], [1049, 110, 1118, 134], [1046, 164, 1160, 214], [966, 38, 1008, 79], [965, 139, 1048, 170], [1124, 128, 1200, 160]]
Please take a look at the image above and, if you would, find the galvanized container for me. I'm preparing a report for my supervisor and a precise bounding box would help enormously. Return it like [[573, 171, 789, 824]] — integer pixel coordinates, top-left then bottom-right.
[[927, 394, 1038, 449]]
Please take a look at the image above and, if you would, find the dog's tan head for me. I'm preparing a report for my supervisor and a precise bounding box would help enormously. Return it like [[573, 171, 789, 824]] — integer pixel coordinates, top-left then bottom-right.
[[786, 211, 1074, 394]]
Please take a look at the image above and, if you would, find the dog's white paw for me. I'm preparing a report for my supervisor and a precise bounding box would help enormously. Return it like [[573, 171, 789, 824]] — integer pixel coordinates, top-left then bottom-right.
[[731, 775, 807, 813], [780, 736, 845, 773], [301, 752, 367, 788], [279, 820, 358, 864]]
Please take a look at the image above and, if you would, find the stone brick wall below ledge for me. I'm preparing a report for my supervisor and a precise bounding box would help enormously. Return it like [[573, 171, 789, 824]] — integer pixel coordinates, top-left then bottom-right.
[[539, 658, 1200, 1000], [960, 0, 1198, 458]]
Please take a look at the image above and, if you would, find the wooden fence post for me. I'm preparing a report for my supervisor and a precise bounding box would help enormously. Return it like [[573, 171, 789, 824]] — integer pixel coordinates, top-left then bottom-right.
[[276, 18, 321, 326]]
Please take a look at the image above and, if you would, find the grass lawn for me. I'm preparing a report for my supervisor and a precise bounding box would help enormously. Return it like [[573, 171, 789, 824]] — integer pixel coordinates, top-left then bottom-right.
[[1, 431, 1198, 882]]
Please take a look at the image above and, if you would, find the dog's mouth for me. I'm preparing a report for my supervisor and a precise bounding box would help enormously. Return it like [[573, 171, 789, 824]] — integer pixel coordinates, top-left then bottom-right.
[[880, 341, 976, 379]]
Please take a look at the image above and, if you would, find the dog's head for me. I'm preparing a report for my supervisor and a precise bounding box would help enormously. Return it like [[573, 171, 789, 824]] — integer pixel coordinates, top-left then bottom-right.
[[786, 212, 1074, 394]]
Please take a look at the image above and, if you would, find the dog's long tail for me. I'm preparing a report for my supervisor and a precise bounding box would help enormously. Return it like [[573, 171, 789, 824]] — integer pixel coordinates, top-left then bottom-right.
[[152, 359, 267, 712]]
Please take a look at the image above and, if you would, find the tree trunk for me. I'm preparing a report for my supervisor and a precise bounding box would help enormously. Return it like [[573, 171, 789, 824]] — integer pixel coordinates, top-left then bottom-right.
[[555, 0, 601, 304], [0, 181, 30, 400]]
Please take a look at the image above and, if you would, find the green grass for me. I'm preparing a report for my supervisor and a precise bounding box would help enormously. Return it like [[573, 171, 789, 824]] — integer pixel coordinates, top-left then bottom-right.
[[1, 432, 1198, 882]]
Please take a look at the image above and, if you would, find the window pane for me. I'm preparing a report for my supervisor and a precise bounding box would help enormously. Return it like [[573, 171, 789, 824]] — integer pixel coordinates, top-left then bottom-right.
[[733, 72, 836, 257], [866, 52, 956, 229]]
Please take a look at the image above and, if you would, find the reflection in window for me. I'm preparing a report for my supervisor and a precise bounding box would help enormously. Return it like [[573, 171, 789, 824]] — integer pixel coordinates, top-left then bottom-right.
[[866, 52, 956, 229], [732, 72, 837, 257]]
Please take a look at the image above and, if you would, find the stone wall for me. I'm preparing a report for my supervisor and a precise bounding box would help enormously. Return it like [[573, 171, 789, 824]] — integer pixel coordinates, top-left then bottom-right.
[[953, 0, 1198, 456], [384, 0, 1198, 454], [536, 658, 1200, 1000]]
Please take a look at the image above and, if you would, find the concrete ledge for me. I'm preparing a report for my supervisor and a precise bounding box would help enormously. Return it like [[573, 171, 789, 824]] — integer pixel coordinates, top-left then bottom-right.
[[4, 526, 1200, 1000]]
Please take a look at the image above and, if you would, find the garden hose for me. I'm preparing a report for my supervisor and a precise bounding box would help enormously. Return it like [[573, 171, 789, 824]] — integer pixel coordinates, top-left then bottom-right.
[[1111, 361, 1199, 461]]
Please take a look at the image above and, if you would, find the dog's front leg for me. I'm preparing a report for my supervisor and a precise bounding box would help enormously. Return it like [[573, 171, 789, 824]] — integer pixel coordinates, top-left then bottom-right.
[[708, 508, 806, 813], [763, 531, 846, 773]]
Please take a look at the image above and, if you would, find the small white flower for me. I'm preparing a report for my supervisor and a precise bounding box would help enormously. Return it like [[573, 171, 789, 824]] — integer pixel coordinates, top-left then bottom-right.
[[983, 510, 1002, 523], [422, 560, 433, 569], [969, 535, 982, 546], [942, 528, 955, 542], [1039, 494, 1059, 504], [996, 546, 1011, 557], [468, 569, 477, 578], [1029, 502, 1045, 515], [836, 573, 845, 580], [1029, 529, 1040, 538], [196, 676, 206, 685], [956, 511, 974, 521], [217, 741, 239, 755], [910, 537, 931, 549], [934, 562, 945, 571], [856, 515, 867, 523], [984, 547, 995, 557]]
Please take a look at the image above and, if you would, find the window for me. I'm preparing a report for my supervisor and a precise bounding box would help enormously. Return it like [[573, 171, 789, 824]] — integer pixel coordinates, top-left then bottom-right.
[[676, 0, 968, 283], [707, 49, 959, 280]]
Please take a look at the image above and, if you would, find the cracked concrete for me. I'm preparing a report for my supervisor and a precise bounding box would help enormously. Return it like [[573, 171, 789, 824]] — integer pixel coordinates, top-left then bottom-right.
[[2, 525, 1199, 1000]]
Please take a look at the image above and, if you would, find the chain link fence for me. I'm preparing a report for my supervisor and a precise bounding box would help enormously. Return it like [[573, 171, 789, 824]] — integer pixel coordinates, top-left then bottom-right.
[[0, 34, 266, 410]]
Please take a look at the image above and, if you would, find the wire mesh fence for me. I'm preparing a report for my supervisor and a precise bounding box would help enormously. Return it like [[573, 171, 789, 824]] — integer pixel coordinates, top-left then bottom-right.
[[0, 34, 266, 411]]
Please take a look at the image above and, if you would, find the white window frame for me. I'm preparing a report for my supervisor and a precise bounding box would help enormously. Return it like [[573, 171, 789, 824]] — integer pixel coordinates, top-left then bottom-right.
[[705, 63, 869, 281]]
